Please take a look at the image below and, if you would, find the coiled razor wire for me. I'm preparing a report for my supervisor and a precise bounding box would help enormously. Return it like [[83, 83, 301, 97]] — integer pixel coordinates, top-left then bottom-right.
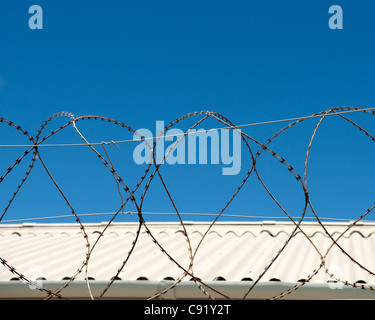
[[0, 107, 374, 300]]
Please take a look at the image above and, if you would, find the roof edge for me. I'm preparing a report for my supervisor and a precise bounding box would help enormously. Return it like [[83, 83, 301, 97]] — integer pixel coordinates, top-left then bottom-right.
[[1, 280, 374, 300]]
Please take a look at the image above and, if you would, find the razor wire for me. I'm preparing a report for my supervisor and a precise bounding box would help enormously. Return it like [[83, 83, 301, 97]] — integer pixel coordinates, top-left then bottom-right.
[[0, 107, 374, 300]]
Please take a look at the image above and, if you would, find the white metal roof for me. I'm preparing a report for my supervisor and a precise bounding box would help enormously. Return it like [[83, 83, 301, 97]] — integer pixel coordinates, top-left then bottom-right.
[[0, 221, 375, 299]]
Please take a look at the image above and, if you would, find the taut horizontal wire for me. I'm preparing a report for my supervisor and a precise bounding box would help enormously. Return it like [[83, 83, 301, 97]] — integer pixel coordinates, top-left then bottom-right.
[[0, 107, 374, 148], [0, 211, 369, 223]]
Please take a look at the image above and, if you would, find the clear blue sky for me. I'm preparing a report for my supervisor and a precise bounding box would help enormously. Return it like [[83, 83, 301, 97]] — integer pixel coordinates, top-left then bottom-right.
[[1, 0, 375, 224]]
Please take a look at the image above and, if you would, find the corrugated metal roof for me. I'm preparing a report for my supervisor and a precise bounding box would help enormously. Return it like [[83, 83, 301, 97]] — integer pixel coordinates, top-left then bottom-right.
[[1, 220, 375, 289]]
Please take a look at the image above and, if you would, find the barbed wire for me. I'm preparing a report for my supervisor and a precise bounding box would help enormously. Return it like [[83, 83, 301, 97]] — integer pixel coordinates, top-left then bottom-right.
[[0, 107, 375, 300]]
